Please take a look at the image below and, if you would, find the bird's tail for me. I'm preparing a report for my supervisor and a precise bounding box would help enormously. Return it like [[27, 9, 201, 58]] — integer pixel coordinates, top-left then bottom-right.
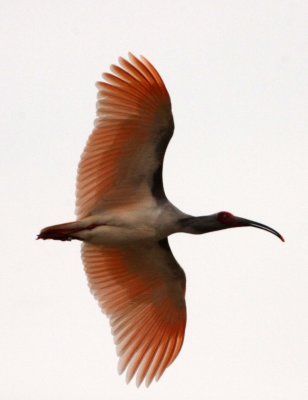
[[37, 221, 84, 241]]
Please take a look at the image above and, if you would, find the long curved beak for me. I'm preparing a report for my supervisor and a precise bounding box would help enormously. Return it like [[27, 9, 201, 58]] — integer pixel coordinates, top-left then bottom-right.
[[236, 217, 285, 242]]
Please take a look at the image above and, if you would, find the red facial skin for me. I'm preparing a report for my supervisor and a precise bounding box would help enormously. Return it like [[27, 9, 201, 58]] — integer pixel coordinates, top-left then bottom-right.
[[217, 211, 236, 226]]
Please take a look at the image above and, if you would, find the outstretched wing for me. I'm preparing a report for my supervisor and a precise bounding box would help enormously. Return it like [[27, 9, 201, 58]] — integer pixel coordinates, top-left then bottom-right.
[[82, 239, 186, 386], [76, 53, 174, 218]]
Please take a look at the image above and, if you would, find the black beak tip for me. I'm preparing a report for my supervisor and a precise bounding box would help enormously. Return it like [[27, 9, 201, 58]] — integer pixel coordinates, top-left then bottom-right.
[[278, 233, 285, 242]]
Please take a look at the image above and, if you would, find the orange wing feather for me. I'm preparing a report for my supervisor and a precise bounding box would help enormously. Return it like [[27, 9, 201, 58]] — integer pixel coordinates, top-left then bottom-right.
[[82, 240, 186, 386], [76, 53, 174, 218]]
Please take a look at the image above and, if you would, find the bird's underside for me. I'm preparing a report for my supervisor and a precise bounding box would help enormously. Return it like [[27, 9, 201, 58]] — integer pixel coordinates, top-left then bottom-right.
[[39, 53, 187, 386], [38, 53, 284, 387]]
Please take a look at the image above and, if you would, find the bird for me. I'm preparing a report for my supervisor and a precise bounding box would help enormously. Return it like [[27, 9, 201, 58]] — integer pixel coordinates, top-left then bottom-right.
[[38, 53, 284, 387]]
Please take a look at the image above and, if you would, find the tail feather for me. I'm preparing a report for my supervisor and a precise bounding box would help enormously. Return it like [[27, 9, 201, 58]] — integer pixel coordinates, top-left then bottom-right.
[[37, 221, 84, 241]]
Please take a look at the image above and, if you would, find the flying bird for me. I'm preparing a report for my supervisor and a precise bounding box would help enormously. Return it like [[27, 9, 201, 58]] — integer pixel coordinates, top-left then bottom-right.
[[38, 53, 284, 386]]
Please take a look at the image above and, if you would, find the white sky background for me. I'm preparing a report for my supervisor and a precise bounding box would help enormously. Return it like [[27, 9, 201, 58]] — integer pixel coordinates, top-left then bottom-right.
[[1, 0, 307, 398]]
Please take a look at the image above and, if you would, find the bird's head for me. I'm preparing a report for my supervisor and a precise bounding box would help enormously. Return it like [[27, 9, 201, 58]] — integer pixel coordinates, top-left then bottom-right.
[[181, 211, 284, 241], [215, 211, 284, 241]]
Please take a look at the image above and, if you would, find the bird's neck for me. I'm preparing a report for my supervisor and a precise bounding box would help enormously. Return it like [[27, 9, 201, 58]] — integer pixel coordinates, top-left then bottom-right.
[[179, 215, 223, 235]]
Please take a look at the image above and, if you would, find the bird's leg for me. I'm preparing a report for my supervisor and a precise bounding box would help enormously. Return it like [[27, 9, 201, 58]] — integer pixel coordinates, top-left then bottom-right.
[[37, 221, 96, 241]]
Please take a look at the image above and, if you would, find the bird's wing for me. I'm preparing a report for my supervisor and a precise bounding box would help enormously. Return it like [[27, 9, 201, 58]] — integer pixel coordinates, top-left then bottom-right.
[[76, 53, 174, 218], [82, 239, 186, 387]]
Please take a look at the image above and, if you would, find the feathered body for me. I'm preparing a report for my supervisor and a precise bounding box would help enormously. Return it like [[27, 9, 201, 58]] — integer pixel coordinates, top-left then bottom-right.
[[38, 54, 283, 387]]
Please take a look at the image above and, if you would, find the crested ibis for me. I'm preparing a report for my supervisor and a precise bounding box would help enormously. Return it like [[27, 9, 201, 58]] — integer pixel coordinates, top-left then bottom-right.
[[38, 53, 284, 386]]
